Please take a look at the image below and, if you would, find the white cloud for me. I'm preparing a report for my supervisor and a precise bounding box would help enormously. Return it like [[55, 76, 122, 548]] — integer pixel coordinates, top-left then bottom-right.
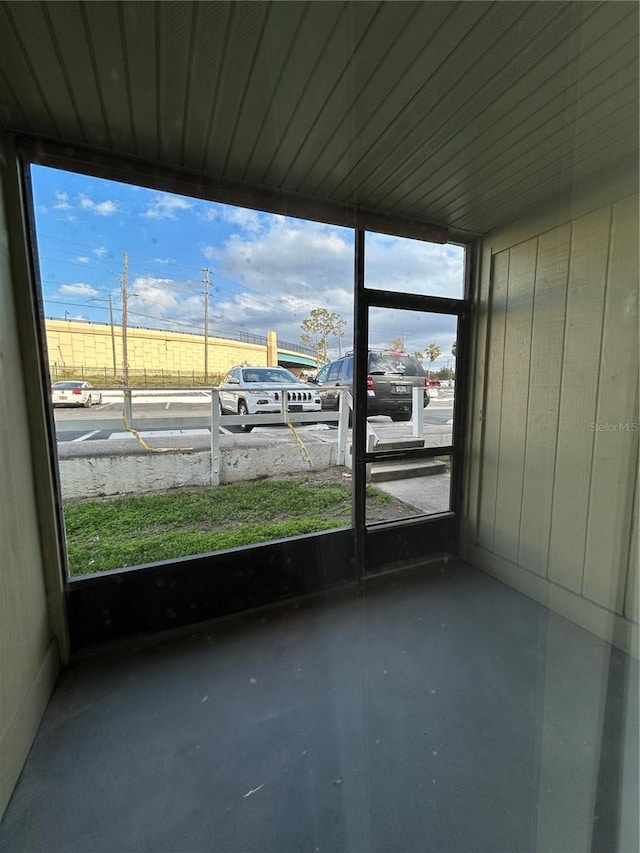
[[195, 214, 463, 360], [127, 277, 204, 333], [58, 283, 99, 298], [78, 194, 118, 216], [222, 207, 264, 234], [201, 245, 222, 262], [153, 258, 174, 265], [199, 207, 219, 222], [55, 202, 462, 363], [364, 233, 464, 298], [76, 256, 90, 264], [130, 276, 179, 314], [141, 193, 192, 220], [53, 191, 72, 210]]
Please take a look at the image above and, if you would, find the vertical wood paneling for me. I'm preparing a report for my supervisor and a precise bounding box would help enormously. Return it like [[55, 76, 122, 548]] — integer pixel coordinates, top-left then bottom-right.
[[157, 2, 196, 164], [82, 3, 135, 150], [202, 1, 269, 175], [492, 239, 536, 563], [222, 1, 307, 178], [402, 6, 634, 220], [261, 1, 379, 188], [0, 5, 57, 138], [181, 2, 231, 170], [42, 1, 110, 148], [242, 2, 345, 185], [379, 1, 571, 213], [0, 67, 30, 132], [625, 467, 638, 623], [285, 1, 417, 194], [518, 225, 571, 574], [310, 0, 451, 198], [477, 249, 508, 549], [583, 196, 639, 612], [119, 3, 159, 160], [333, 1, 496, 205], [2, 2, 82, 140], [547, 208, 611, 592]]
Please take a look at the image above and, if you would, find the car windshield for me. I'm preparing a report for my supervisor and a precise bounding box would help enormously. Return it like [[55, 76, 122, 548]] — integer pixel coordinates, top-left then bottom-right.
[[241, 369, 300, 384], [369, 354, 423, 376], [52, 381, 86, 389]]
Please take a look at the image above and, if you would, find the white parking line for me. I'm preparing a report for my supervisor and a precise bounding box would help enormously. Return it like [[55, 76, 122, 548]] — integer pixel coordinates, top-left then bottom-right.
[[107, 428, 212, 441], [165, 402, 171, 410], [71, 430, 101, 442]]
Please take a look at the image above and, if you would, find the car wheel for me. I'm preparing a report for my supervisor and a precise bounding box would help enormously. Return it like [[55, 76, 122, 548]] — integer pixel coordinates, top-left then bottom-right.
[[238, 400, 253, 432], [84, 394, 92, 408], [390, 412, 411, 422]]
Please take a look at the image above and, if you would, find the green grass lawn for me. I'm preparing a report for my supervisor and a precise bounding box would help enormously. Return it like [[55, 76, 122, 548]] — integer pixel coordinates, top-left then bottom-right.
[[63, 477, 394, 576]]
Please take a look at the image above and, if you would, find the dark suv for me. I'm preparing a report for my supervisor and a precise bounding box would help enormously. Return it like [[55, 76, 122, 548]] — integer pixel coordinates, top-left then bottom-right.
[[312, 350, 430, 421]]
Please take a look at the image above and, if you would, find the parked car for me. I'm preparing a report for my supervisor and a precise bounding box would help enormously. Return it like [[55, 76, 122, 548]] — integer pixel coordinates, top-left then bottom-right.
[[51, 380, 102, 407], [312, 350, 430, 421], [218, 366, 322, 432]]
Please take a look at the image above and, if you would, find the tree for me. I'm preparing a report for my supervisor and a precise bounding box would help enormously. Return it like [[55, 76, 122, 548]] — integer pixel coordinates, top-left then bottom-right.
[[333, 314, 347, 357], [300, 308, 345, 365], [413, 350, 424, 363], [425, 342, 441, 378], [389, 336, 406, 352], [451, 340, 457, 358]]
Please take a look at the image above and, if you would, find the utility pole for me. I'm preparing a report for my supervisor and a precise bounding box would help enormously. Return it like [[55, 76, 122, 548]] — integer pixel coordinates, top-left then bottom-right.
[[108, 294, 117, 378], [203, 267, 210, 384], [121, 252, 129, 386]]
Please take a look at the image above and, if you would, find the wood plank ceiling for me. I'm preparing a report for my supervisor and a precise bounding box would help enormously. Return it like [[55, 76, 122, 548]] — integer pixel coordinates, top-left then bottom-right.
[[0, 1, 637, 238]]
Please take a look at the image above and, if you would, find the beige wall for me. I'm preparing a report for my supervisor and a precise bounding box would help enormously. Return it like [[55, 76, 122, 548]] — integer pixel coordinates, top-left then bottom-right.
[[45, 319, 269, 378], [45, 321, 315, 380], [0, 136, 60, 817], [464, 189, 639, 656]]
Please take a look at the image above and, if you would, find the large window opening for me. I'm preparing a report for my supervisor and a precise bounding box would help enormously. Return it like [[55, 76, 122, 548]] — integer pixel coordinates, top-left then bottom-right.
[[24, 157, 469, 638], [29, 164, 364, 577]]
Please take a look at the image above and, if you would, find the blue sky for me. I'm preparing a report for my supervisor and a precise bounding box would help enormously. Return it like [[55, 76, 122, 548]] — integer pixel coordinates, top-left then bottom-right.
[[31, 165, 462, 365]]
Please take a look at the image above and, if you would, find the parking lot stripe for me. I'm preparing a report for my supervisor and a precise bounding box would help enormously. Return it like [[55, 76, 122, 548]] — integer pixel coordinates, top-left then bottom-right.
[[71, 430, 101, 442]]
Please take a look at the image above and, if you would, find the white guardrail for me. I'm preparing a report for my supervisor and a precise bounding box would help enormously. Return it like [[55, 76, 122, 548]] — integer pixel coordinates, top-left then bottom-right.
[[54, 386, 434, 486]]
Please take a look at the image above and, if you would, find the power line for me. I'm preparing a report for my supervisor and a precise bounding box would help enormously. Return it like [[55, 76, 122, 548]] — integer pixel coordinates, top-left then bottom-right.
[[38, 256, 119, 275], [38, 233, 288, 308], [37, 233, 204, 275], [37, 236, 321, 320]]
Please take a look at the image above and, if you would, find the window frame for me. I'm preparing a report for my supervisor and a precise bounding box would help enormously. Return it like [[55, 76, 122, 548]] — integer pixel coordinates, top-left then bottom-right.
[[18, 139, 474, 649]]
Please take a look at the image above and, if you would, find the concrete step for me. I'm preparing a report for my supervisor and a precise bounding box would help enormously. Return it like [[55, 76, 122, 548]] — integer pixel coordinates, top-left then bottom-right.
[[348, 437, 425, 454], [371, 458, 447, 482], [375, 437, 425, 451]]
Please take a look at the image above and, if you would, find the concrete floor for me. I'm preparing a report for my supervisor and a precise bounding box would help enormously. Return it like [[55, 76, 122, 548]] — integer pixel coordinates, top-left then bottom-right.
[[1, 561, 637, 853]]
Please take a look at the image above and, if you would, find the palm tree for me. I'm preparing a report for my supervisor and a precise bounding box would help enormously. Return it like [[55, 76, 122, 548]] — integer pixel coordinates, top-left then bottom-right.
[[426, 343, 441, 378]]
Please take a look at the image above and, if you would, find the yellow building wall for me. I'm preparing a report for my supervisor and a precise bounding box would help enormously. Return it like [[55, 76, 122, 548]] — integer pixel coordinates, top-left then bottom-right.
[[45, 320, 272, 378]]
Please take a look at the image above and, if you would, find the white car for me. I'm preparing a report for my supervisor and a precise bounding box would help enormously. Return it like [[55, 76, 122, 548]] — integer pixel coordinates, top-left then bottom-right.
[[51, 380, 102, 407], [219, 366, 321, 432]]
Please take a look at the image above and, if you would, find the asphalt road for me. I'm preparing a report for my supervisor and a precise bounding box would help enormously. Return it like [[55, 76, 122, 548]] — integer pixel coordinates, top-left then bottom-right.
[[53, 397, 455, 443]]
